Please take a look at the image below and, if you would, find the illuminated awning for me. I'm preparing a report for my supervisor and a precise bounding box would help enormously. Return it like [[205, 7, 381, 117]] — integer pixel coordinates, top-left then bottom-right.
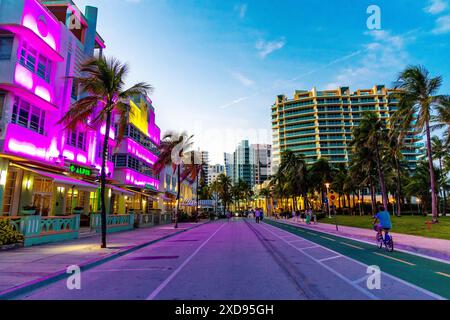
[[107, 185, 135, 196], [12, 163, 98, 191]]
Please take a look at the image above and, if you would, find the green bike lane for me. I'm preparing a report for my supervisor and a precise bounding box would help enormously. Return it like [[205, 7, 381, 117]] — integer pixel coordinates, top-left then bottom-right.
[[265, 219, 450, 299]]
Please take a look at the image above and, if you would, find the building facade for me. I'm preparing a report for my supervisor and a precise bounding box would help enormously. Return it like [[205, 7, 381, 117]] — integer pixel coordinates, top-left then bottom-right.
[[224, 152, 233, 180], [271, 85, 424, 172], [111, 94, 161, 216], [251, 144, 271, 185], [232, 140, 253, 187], [0, 0, 112, 217], [208, 164, 224, 184]]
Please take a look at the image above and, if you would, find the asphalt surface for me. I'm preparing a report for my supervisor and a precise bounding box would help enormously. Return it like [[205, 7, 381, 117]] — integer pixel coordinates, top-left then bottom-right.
[[14, 219, 448, 300]]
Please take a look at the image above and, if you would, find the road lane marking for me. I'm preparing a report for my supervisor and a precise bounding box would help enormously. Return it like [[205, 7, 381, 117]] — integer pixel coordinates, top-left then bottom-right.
[[435, 272, 450, 278], [265, 220, 445, 300], [320, 236, 336, 242], [259, 223, 379, 300], [352, 275, 369, 284], [288, 239, 308, 244], [307, 232, 317, 236], [299, 245, 320, 250], [374, 253, 416, 266], [146, 223, 227, 300], [319, 255, 342, 262], [340, 242, 364, 250]]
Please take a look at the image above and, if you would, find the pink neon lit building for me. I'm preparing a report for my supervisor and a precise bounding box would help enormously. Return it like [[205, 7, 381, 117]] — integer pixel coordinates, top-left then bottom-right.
[[0, 0, 113, 216]]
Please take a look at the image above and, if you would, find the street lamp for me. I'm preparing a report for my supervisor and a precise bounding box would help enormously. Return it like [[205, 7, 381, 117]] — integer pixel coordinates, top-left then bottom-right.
[[325, 183, 331, 218]]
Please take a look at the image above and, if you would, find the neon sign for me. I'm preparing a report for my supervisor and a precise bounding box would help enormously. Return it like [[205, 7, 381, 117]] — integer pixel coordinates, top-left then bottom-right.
[[69, 164, 91, 177]]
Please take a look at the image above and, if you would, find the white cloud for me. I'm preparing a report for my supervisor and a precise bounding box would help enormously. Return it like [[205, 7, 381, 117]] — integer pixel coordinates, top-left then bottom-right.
[[324, 30, 413, 89], [433, 14, 450, 33], [424, 0, 448, 14], [230, 71, 254, 87], [234, 4, 248, 19], [256, 38, 286, 58]]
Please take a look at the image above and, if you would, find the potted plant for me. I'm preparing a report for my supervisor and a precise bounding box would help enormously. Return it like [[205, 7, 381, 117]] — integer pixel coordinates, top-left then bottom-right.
[[21, 206, 37, 216]]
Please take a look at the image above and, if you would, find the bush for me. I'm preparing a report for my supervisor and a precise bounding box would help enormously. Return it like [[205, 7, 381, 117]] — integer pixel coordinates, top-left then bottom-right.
[[0, 220, 24, 246]]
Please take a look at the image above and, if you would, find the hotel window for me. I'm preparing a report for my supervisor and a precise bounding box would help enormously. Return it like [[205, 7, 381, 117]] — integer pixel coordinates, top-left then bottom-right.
[[19, 42, 37, 72], [37, 54, 51, 82], [0, 35, 13, 60], [11, 97, 46, 134], [19, 42, 52, 83], [66, 130, 86, 151]]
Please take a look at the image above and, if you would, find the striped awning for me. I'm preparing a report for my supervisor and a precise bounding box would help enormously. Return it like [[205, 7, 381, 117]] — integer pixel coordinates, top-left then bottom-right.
[[180, 200, 215, 208]]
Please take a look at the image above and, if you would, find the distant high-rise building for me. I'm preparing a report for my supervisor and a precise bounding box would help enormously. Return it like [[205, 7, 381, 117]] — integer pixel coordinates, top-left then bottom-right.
[[200, 150, 209, 183], [232, 140, 253, 187], [208, 164, 224, 184], [251, 144, 272, 185], [271, 85, 424, 173], [224, 153, 234, 180]]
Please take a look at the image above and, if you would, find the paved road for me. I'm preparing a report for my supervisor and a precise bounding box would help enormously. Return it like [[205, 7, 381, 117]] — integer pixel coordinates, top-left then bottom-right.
[[15, 219, 448, 300]]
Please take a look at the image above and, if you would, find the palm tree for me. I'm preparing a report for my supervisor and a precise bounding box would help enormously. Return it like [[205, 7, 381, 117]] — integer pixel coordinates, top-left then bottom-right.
[[433, 96, 450, 146], [349, 143, 379, 215], [259, 187, 272, 216], [352, 112, 390, 211], [394, 65, 447, 223], [181, 152, 206, 220], [216, 174, 233, 215], [153, 131, 193, 228], [404, 162, 440, 215], [432, 136, 448, 215], [59, 57, 152, 248], [308, 158, 335, 211]]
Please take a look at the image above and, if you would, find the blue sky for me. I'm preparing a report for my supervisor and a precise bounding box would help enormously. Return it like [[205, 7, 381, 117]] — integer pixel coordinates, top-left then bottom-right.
[[75, 0, 450, 164]]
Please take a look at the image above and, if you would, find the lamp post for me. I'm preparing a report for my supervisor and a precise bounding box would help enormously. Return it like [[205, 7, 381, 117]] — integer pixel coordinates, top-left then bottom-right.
[[325, 183, 331, 218]]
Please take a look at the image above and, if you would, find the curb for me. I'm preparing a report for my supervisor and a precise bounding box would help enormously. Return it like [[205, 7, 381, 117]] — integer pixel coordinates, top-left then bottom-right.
[[0, 221, 210, 300]]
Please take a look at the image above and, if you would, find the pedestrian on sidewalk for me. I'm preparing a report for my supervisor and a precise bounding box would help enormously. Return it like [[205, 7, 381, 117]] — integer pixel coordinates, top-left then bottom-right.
[[295, 210, 301, 222], [255, 208, 261, 223]]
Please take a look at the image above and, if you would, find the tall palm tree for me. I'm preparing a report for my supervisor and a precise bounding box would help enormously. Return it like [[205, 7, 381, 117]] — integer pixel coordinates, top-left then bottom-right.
[[59, 57, 152, 248], [216, 174, 233, 214], [353, 112, 390, 211], [181, 152, 206, 220], [153, 131, 193, 228], [259, 187, 272, 216], [432, 136, 448, 215], [433, 96, 450, 146], [393, 65, 447, 223], [349, 142, 379, 215], [308, 158, 335, 211]]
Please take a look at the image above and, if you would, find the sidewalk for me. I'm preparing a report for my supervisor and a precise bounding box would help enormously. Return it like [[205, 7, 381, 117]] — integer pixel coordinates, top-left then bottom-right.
[[272, 218, 450, 262], [0, 221, 207, 297]]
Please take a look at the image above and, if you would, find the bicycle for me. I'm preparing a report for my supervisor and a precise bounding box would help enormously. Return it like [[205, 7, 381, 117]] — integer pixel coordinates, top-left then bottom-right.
[[375, 227, 394, 252]]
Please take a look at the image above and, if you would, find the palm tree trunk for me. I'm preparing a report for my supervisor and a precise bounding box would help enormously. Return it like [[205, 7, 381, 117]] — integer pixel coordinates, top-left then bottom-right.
[[175, 164, 181, 228], [100, 110, 112, 248], [196, 172, 199, 222], [375, 145, 389, 211], [439, 158, 446, 215], [425, 122, 439, 223], [370, 182, 376, 215], [395, 157, 402, 217]]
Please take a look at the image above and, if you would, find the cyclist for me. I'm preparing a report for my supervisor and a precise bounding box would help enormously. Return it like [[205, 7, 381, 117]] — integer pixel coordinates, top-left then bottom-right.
[[373, 205, 392, 240]]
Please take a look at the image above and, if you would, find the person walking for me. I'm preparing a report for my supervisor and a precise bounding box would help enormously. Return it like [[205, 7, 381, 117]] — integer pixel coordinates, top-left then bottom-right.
[[255, 208, 261, 223]]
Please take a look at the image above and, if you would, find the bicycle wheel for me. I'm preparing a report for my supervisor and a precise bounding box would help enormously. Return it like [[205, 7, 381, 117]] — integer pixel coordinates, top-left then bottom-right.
[[376, 234, 383, 249], [385, 238, 394, 252]]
